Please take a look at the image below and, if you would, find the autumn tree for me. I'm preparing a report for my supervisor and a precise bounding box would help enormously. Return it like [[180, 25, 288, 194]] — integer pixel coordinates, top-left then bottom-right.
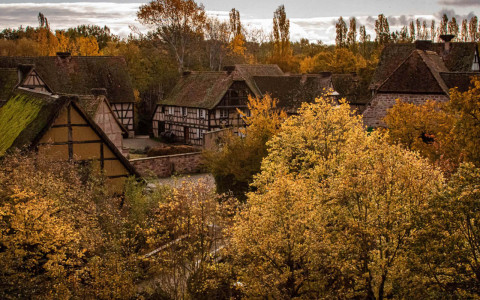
[[0, 152, 145, 299], [335, 16, 348, 48], [359, 25, 371, 56], [469, 16, 478, 42], [411, 163, 480, 297], [385, 77, 480, 173], [143, 180, 237, 299], [409, 20, 416, 41], [269, 5, 296, 71], [204, 17, 230, 70], [439, 14, 449, 37], [228, 8, 246, 57], [375, 14, 390, 45], [230, 97, 444, 298], [461, 19, 469, 42], [137, 0, 207, 72], [203, 95, 287, 199], [448, 17, 459, 39], [431, 20, 437, 41], [346, 17, 357, 52]]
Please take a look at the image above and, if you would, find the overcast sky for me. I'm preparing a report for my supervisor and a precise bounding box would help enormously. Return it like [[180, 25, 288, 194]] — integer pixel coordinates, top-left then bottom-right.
[[0, 0, 479, 44]]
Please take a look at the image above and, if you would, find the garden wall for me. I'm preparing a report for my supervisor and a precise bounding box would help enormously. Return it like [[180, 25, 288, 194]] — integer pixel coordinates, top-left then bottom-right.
[[130, 152, 203, 178]]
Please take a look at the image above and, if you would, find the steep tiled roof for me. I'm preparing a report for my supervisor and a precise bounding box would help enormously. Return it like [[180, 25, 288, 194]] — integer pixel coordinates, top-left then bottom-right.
[[441, 73, 479, 92], [158, 71, 233, 109], [252, 74, 332, 111], [230, 64, 284, 96], [370, 42, 479, 90], [0, 56, 135, 103], [377, 50, 451, 94]]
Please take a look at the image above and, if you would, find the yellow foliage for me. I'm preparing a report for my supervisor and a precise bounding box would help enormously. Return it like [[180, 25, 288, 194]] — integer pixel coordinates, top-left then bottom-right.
[[231, 97, 444, 298]]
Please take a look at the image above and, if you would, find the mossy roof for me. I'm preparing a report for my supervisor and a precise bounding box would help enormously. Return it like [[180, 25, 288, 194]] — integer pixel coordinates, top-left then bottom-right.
[[0, 56, 135, 103], [0, 90, 139, 177], [370, 42, 479, 90], [252, 74, 333, 111], [0, 68, 19, 101], [158, 71, 233, 109], [0, 90, 66, 157], [230, 64, 284, 96]]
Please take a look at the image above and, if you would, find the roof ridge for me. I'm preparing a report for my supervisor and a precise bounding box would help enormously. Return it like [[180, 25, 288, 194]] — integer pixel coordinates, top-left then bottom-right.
[[417, 50, 450, 94]]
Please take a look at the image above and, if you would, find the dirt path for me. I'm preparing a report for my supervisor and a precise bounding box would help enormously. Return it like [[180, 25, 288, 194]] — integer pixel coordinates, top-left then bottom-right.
[[154, 173, 215, 189]]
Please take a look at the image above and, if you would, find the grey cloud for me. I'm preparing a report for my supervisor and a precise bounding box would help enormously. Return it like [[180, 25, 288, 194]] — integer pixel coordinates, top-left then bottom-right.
[[438, 0, 480, 6]]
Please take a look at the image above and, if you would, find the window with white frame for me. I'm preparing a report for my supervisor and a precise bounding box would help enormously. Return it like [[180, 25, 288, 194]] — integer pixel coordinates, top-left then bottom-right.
[[198, 109, 205, 119], [220, 109, 228, 118], [182, 107, 188, 116]]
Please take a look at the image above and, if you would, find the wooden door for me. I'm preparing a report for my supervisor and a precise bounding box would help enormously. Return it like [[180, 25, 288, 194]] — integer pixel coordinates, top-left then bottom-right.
[[158, 121, 165, 135], [184, 126, 189, 143]]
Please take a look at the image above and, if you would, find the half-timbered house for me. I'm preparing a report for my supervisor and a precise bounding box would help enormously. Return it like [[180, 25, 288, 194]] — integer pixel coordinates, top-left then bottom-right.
[[363, 36, 480, 128], [152, 64, 339, 145], [0, 53, 136, 136], [0, 90, 139, 193]]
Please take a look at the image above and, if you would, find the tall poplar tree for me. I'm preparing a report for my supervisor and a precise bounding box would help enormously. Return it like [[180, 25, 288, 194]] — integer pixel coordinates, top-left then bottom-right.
[[272, 5, 290, 57], [346, 17, 357, 52], [375, 14, 390, 45], [335, 16, 348, 48], [469, 16, 478, 42], [461, 19, 469, 42]]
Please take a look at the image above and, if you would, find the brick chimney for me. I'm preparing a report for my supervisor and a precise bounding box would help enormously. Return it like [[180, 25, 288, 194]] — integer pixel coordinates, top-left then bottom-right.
[[440, 34, 455, 53]]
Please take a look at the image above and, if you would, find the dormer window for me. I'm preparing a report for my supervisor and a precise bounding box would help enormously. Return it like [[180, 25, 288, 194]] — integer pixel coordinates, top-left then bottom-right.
[[472, 51, 479, 71]]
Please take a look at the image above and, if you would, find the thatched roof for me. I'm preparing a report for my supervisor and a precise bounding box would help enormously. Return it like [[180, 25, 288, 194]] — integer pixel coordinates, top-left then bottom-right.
[[0, 90, 139, 177], [0, 68, 19, 102], [370, 42, 479, 90], [0, 55, 135, 103], [252, 74, 333, 111], [158, 71, 233, 109]]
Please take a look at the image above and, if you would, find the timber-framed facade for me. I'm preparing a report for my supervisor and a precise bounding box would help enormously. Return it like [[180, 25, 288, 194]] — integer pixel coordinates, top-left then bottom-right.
[[0, 90, 139, 193], [0, 53, 136, 136], [152, 65, 339, 145]]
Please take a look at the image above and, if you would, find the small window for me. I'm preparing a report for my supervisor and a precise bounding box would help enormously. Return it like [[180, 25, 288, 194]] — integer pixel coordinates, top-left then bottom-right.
[[182, 107, 188, 116], [198, 109, 205, 119], [220, 109, 229, 118]]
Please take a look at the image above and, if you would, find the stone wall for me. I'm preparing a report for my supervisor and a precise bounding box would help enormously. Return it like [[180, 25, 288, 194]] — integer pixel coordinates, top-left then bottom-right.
[[362, 93, 449, 128], [130, 152, 203, 178]]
